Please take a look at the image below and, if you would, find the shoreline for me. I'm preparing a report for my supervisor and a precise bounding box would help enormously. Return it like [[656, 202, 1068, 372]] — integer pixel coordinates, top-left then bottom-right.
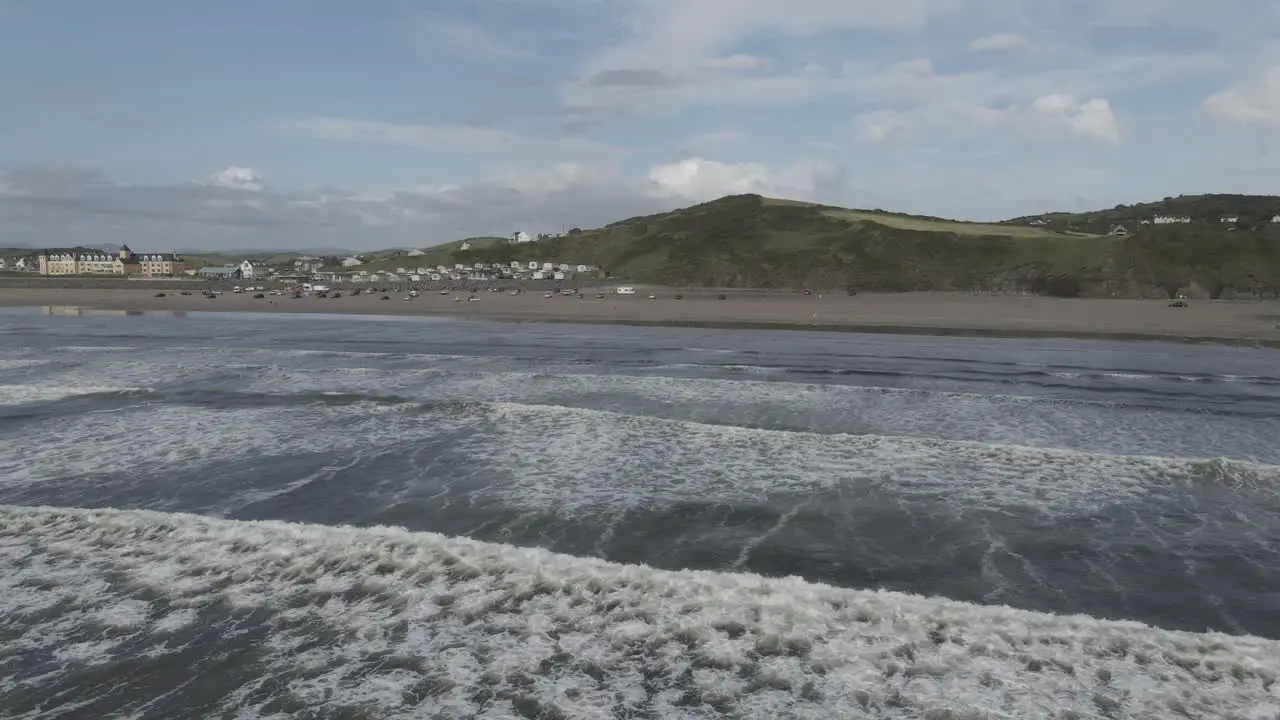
[[2, 287, 1279, 348]]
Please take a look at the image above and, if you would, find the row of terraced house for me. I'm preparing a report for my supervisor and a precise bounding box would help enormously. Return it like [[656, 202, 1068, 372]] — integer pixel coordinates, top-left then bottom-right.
[[33, 246, 187, 276]]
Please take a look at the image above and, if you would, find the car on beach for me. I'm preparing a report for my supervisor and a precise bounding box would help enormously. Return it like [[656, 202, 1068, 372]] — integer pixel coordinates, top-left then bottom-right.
[[154, 292, 166, 298], [253, 293, 265, 298], [180, 290, 191, 296]]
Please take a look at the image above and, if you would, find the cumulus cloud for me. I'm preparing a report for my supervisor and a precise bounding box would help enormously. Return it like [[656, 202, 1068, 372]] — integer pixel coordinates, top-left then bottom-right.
[[1205, 66, 1280, 128], [1030, 95, 1121, 142], [0, 157, 846, 252]]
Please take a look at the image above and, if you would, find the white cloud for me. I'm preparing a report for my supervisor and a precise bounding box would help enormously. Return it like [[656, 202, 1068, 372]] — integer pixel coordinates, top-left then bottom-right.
[[1030, 95, 1121, 143], [584, 0, 962, 73], [1205, 66, 1280, 128], [275, 117, 617, 159], [855, 94, 1120, 144], [647, 157, 846, 202], [203, 166, 265, 192], [0, 157, 845, 251], [968, 33, 1027, 51]]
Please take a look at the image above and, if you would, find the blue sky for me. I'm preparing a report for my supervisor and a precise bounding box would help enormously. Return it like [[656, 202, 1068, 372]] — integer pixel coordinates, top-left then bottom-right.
[[2, 0, 1279, 250]]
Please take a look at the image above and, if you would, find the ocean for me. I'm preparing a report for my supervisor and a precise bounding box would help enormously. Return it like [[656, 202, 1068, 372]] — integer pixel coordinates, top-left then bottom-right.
[[2, 308, 1279, 719]]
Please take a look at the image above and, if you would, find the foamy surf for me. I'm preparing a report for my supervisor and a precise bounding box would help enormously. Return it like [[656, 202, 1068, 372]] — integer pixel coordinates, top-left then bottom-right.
[[0, 384, 144, 406], [2, 504, 1277, 720]]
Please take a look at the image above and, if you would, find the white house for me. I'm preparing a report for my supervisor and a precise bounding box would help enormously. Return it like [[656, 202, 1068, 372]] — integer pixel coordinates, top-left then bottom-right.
[[513, 231, 532, 244], [1153, 215, 1190, 224], [454, 263, 466, 270], [532, 271, 545, 279], [1107, 224, 1128, 236], [459, 240, 472, 251], [1221, 216, 1239, 223], [14, 258, 27, 270], [1271, 215, 1280, 223], [553, 271, 565, 280], [341, 256, 364, 267], [409, 274, 421, 282], [237, 260, 263, 280], [407, 248, 425, 256], [0, 259, 6, 270]]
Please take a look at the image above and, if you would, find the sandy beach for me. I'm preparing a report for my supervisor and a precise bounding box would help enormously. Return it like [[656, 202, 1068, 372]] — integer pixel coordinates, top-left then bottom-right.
[[2, 287, 1278, 345]]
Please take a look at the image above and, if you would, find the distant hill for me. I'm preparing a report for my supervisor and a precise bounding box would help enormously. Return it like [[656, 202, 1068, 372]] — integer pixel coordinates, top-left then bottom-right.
[[409, 194, 1280, 298], [1006, 193, 1280, 231]]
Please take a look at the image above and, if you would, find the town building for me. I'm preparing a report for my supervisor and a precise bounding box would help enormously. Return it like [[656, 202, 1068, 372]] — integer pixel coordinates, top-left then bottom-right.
[[198, 266, 243, 280], [36, 245, 186, 276]]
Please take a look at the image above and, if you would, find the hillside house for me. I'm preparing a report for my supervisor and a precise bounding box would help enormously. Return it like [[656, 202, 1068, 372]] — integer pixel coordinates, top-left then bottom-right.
[[1221, 216, 1239, 223], [459, 241, 471, 250], [1029, 218, 1047, 225], [1153, 215, 1191, 224], [513, 231, 532, 244], [1272, 215, 1280, 223], [1107, 224, 1128, 236], [407, 248, 425, 256], [341, 256, 363, 267], [237, 260, 268, 280]]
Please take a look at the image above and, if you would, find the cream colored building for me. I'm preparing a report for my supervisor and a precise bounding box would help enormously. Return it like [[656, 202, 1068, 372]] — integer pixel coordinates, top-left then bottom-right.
[[37, 245, 187, 276]]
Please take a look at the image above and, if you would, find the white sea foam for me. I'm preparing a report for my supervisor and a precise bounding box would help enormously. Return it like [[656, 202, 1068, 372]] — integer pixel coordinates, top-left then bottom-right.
[[1, 504, 1277, 719], [451, 403, 1280, 516], [3, 395, 1274, 521], [0, 402, 430, 488], [0, 384, 144, 406]]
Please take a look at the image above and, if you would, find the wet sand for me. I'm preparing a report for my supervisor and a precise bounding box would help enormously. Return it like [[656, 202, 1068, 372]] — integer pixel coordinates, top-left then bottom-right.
[[2, 287, 1279, 346]]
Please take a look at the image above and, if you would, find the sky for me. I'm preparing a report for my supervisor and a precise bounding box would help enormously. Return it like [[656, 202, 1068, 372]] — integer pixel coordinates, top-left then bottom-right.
[[2, 0, 1279, 252]]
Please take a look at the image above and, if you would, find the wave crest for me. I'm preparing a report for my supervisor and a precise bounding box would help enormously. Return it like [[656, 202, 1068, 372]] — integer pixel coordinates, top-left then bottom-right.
[[3, 504, 1279, 719]]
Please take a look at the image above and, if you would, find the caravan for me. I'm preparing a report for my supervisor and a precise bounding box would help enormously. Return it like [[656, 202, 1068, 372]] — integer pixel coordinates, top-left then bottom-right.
[[615, 286, 635, 295]]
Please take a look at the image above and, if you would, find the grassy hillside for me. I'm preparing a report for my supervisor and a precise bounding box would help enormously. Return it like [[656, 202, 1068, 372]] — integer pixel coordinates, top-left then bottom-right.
[[1007, 193, 1280, 233], [420, 194, 1280, 298]]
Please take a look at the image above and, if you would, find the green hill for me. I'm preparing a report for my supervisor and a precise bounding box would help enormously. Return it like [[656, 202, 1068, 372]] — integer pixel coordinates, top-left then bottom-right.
[[1006, 193, 1280, 233], [431, 194, 1280, 298]]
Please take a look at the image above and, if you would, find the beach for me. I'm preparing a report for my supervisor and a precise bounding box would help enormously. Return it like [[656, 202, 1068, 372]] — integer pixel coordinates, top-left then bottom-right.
[[2, 286, 1278, 344]]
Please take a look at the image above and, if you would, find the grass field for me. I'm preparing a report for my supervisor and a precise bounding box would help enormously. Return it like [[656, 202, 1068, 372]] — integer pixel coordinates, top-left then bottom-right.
[[820, 209, 1095, 238]]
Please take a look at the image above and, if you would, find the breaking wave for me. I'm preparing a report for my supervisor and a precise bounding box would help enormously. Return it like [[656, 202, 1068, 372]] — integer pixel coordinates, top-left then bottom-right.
[[3, 504, 1278, 720]]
